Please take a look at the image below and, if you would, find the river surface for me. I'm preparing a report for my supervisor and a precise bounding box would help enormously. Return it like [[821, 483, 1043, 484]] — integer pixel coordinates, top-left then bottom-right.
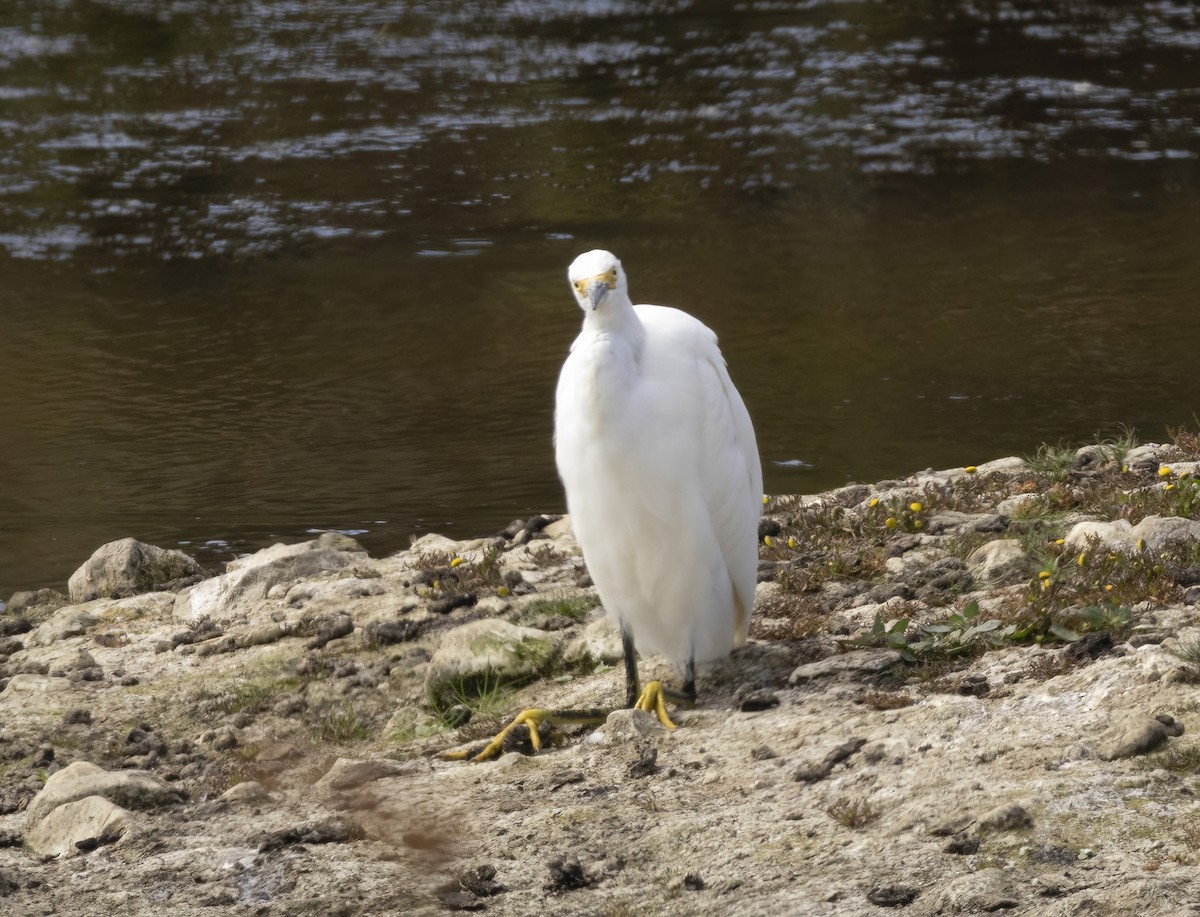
[[2, 1, 1199, 598]]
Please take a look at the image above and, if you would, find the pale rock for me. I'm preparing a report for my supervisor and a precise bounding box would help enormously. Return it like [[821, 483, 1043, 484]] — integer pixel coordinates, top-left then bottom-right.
[[564, 617, 624, 668], [789, 650, 902, 685], [792, 737, 867, 783], [173, 532, 368, 624], [0, 673, 72, 698], [68, 538, 203, 602], [314, 757, 427, 793], [283, 576, 384, 609], [1163, 460, 1200, 478], [25, 795, 131, 858], [407, 533, 461, 556], [973, 456, 1028, 475], [4, 588, 67, 619], [26, 761, 182, 828], [995, 493, 1039, 516], [474, 595, 511, 617], [927, 868, 1019, 913], [424, 618, 561, 708], [541, 515, 575, 541], [860, 737, 910, 766], [1064, 515, 1200, 555], [1133, 515, 1200, 550], [26, 607, 98, 647], [219, 781, 271, 804], [46, 648, 99, 677], [598, 708, 666, 745], [966, 539, 1030, 585], [1099, 715, 1179, 761], [383, 705, 439, 740], [884, 546, 949, 576], [1123, 443, 1172, 466], [975, 802, 1033, 832]]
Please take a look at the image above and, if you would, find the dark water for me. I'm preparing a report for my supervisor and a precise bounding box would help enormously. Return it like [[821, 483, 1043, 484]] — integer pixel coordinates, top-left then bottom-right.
[[2, 1, 1199, 599]]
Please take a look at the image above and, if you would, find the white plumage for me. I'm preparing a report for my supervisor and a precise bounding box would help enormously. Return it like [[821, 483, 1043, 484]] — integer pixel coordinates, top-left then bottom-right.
[[555, 249, 762, 674]]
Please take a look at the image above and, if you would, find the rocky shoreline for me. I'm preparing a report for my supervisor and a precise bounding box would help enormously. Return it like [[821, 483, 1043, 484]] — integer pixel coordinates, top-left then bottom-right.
[[4, 438, 1200, 915]]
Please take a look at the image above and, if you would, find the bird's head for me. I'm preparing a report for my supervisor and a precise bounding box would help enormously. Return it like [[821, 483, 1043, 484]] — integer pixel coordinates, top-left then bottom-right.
[[568, 249, 628, 312]]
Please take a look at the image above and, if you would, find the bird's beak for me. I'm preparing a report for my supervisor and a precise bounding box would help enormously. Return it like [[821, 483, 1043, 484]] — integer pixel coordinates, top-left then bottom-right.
[[585, 280, 609, 310], [573, 268, 618, 310]]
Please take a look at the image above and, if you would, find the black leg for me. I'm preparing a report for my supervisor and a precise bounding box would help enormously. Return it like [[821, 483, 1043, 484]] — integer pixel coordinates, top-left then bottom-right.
[[682, 655, 696, 705], [621, 623, 640, 709]]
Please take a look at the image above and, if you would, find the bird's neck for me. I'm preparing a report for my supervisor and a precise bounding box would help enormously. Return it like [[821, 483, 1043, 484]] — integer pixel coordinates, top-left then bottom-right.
[[582, 294, 643, 348]]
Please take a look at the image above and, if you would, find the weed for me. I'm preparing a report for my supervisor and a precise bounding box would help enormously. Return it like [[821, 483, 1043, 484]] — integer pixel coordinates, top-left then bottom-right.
[[528, 542, 568, 568], [1167, 420, 1200, 455], [1139, 743, 1200, 773], [1025, 442, 1077, 481], [515, 594, 599, 626], [826, 796, 877, 829], [439, 669, 516, 719], [413, 549, 455, 572], [314, 704, 373, 743], [1090, 425, 1140, 465], [751, 592, 827, 642], [1171, 638, 1200, 668], [856, 690, 914, 710]]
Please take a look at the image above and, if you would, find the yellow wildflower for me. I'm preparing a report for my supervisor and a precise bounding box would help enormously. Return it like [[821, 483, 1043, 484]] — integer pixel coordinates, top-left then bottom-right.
[[1159, 466, 1172, 477], [885, 517, 897, 530], [763, 535, 774, 548], [497, 586, 510, 597], [1038, 571, 1051, 580], [869, 497, 879, 508], [1054, 538, 1065, 545], [787, 536, 797, 549], [1077, 553, 1086, 567], [965, 465, 977, 474], [909, 502, 922, 513], [450, 556, 464, 568]]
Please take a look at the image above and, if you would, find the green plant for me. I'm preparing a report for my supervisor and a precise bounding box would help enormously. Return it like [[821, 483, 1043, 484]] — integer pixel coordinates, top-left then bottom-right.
[[1171, 638, 1200, 668], [440, 669, 515, 719], [515, 594, 599, 626], [848, 602, 1025, 663], [1025, 442, 1078, 481], [1091, 425, 1140, 465], [845, 612, 912, 657], [907, 602, 1019, 658]]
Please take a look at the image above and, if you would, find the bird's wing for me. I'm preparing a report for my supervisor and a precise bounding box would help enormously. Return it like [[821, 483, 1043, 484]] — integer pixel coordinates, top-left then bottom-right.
[[637, 306, 762, 649]]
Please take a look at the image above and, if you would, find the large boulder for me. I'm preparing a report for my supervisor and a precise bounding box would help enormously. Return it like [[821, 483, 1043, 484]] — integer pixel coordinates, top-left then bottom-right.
[[68, 538, 203, 602], [966, 539, 1031, 585], [174, 532, 369, 624], [25, 795, 131, 858], [25, 761, 183, 828], [424, 618, 562, 710], [1064, 515, 1200, 555]]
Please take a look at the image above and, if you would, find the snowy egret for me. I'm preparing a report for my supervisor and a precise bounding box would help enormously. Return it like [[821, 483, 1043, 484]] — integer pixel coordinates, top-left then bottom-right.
[[449, 249, 762, 761]]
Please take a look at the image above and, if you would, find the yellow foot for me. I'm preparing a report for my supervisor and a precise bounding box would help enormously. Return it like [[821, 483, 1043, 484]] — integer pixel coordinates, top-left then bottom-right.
[[633, 681, 678, 731], [440, 708, 550, 763]]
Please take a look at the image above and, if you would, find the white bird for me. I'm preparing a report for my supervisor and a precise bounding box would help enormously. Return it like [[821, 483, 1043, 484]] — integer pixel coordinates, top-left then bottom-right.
[[448, 249, 761, 761], [555, 249, 762, 720]]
